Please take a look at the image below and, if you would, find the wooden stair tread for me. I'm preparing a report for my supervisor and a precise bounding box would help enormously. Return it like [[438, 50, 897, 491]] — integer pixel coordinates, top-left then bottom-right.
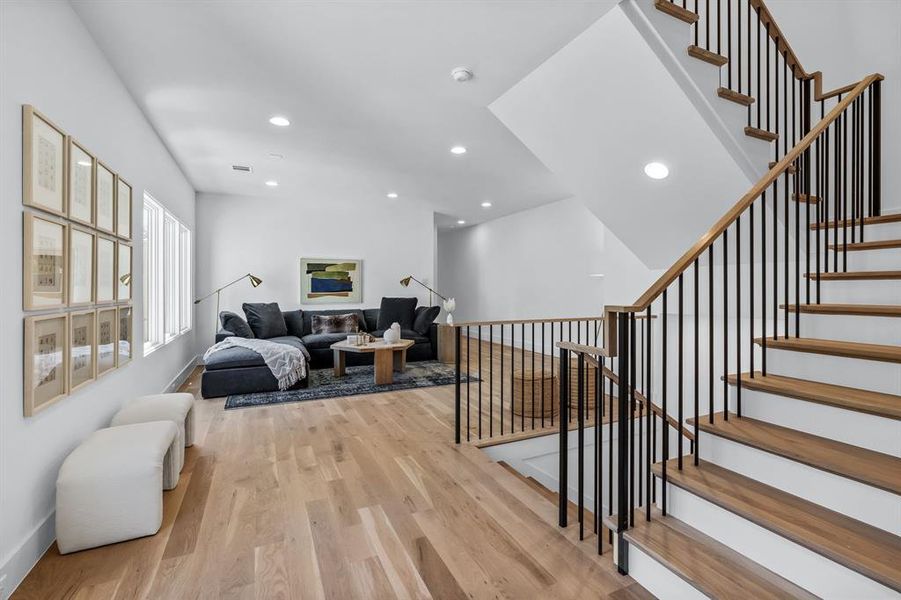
[[769, 160, 797, 174], [621, 508, 817, 599], [689, 413, 901, 495], [805, 270, 901, 280], [745, 126, 778, 142], [781, 303, 901, 317], [755, 336, 901, 363], [717, 87, 755, 106], [652, 459, 901, 592], [811, 213, 901, 230], [828, 239, 901, 251], [654, 0, 699, 23], [725, 372, 901, 420], [793, 193, 820, 203], [687, 45, 728, 66]]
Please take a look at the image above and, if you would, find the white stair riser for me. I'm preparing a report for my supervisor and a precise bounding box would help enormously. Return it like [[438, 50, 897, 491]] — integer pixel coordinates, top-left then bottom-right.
[[813, 279, 901, 304], [662, 482, 899, 599], [791, 312, 901, 345], [764, 347, 901, 395], [817, 220, 901, 243], [844, 247, 901, 271], [698, 433, 900, 534], [727, 387, 901, 455], [627, 542, 710, 600]]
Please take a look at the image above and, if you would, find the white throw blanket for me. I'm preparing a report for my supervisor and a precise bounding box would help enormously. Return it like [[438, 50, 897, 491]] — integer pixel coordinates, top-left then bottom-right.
[[204, 337, 306, 390]]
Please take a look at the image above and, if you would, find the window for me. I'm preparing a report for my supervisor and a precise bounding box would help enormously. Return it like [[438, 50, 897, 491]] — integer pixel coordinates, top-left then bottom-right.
[[143, 192, 192, 355]]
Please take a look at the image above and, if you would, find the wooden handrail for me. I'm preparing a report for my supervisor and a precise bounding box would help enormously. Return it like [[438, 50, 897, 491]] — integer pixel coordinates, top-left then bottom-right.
[[605, 72, 883, 317], [448, 315, 604, 328], [751, 0, 860, 101]]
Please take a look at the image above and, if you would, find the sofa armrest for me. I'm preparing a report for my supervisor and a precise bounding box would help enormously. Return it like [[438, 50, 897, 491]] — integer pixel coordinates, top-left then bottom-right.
[[215, 329, 236, 343], [428, 323, 439, 359]]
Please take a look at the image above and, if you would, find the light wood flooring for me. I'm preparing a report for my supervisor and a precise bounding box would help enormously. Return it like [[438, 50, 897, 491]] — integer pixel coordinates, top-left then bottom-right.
[[13, 367, 647, 600]]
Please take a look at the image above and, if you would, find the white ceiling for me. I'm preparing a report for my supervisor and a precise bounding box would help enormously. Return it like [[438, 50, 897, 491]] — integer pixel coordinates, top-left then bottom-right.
[[70, 0, 618, 228]]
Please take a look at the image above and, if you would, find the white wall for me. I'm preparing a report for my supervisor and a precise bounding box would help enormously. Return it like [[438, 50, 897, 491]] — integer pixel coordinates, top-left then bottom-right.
[[0, 1, 196, 593], [194, 193, 436, 348], [767, 0, 901, 214], [437, 197, 661, 323]]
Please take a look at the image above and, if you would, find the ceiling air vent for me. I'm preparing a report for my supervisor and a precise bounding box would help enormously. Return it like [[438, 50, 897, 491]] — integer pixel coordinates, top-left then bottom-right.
[[232, 165, 253, 173]]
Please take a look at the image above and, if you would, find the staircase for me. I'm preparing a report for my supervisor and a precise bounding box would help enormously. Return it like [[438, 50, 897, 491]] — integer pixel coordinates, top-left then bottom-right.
[[548, 0, 899, 598]]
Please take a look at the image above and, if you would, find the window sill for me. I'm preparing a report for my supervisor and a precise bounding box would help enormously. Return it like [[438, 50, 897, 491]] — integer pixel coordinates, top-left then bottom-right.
[[143, 327, 193, 357]]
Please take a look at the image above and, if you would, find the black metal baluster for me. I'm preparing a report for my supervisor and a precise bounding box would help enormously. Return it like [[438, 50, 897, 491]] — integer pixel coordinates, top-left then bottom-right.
[[478, 325, 482, 440], [455, 327, 461, 444], [693, 259, 700, 464], [490, 324, 494, 438], [762, 189, 767, 374], [662, 291, 669, 514], [467, 326, 471, 441], [737, 216, 742, 416], [542, 323, 546, 430], [646, 304, 652, 521], [723, 229, 729, 421], [874, 80, 881, 216], [550, 322, 555, 428], [578, 352, 585, 540], [630, 313, 637, 526], [558, 346, 569, 527], [709, 245, 714, 422], [750, 198, 755, 379], [678, 274, 684, 469], [521, 323, 525, 432], [500, 324, 504, 435]]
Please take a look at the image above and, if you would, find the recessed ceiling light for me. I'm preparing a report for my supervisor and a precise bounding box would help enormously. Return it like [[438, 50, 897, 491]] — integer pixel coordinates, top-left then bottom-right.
[[386, 192, 398, 199], [457, 219, 466, 225], [480, 201, 492, 208], [644, 162, 669, 180], [77, 160, 92, 167], [269, 116, 290, 127], [450, 146, 467, 155], [265, 180, 279, 187]]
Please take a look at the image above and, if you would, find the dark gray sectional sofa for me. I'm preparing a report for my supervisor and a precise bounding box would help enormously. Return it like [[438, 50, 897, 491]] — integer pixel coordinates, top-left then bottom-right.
[[201, 305, 439, 398]]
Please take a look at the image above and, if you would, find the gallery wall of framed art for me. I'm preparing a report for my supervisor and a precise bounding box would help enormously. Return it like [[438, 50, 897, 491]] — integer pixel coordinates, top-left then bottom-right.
[[21, 104, 134, 417]]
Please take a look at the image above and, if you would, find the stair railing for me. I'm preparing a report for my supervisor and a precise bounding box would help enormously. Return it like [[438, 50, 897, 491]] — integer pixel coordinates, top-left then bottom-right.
[[662, 0, 881, 198], [556, 71, 883, 574]]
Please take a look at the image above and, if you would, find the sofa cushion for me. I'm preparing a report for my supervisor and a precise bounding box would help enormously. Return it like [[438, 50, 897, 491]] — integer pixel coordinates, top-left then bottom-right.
[[219, 311, 254, 338], [363, 308, 379, 332], [204, 336, 309, 370], [301, 332, 351, 350], [376, 297, 417, 330], [311, 313, 360, 334], [371, 329, 429, 345], [302, 309, 367, 335], [412, 305, 440, 335], [243, 302, 287, 339], [283, 310, 304, 338]]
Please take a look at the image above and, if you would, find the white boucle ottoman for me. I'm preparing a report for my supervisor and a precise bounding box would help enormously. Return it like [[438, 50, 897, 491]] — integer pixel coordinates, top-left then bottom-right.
[[56, 421, 177, 554], [110, 392, 195, 489]]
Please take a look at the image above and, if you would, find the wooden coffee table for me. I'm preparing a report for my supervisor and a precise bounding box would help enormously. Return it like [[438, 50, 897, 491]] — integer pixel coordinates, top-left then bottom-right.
[[330, 338, 416, 385]]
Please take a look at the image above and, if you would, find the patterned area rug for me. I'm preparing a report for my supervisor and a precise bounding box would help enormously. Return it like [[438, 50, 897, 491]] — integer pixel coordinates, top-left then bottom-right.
[[224, 360, 474, 409]]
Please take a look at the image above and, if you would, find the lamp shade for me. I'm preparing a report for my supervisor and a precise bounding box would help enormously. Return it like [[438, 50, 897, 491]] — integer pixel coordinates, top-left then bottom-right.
[[249, 274, 263, 288], [119, 273, 132, 285], [399, 276, 412, 287]]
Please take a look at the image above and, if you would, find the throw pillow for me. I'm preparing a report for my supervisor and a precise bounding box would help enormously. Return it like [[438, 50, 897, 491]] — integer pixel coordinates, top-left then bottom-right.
[[376, 297, 417, 330], [242, 302, 287, 339], [219, 311, 254, 338], [283, 309, 304, 338], [413, 305, 440, 335], [311, 313, 360, 334]]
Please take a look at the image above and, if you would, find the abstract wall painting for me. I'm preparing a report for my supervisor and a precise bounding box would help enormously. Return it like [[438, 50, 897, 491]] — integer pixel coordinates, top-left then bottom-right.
[[300, 258, 362, 304], [24, 313, 68, 416], [23, 106, 66, 217]]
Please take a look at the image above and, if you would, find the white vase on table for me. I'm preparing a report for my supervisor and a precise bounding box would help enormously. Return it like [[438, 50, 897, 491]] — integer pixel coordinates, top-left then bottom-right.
[[443, 297, 456, 325], [384, 322, 401, 344]]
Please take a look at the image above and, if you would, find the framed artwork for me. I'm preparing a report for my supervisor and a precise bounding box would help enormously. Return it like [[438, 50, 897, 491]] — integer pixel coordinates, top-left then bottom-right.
[[23, 105, 66, 217], [300, 258, 362, 304], [96, 307, 117, 376], [23, 211, 67, 310], [24, 312, 68, 417], [68, 139, 94, 226], [69, 310, 96, 393], [117, 242, 132, 302], [96, 235, 116, 304], [116, 177, 132, 240], [95, 161, 115, 234], [69, 225, 95, 307], [118, 305, 133, 367]]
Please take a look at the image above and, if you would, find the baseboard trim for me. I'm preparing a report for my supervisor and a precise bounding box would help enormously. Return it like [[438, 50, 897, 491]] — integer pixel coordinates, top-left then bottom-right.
[[0, 510, 54, 600], [165, 355, 200, 393]]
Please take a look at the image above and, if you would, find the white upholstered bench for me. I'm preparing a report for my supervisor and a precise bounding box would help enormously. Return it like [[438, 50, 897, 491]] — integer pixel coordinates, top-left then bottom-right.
[[56, 421, 177, 554], [110, 392, 195, 489]]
